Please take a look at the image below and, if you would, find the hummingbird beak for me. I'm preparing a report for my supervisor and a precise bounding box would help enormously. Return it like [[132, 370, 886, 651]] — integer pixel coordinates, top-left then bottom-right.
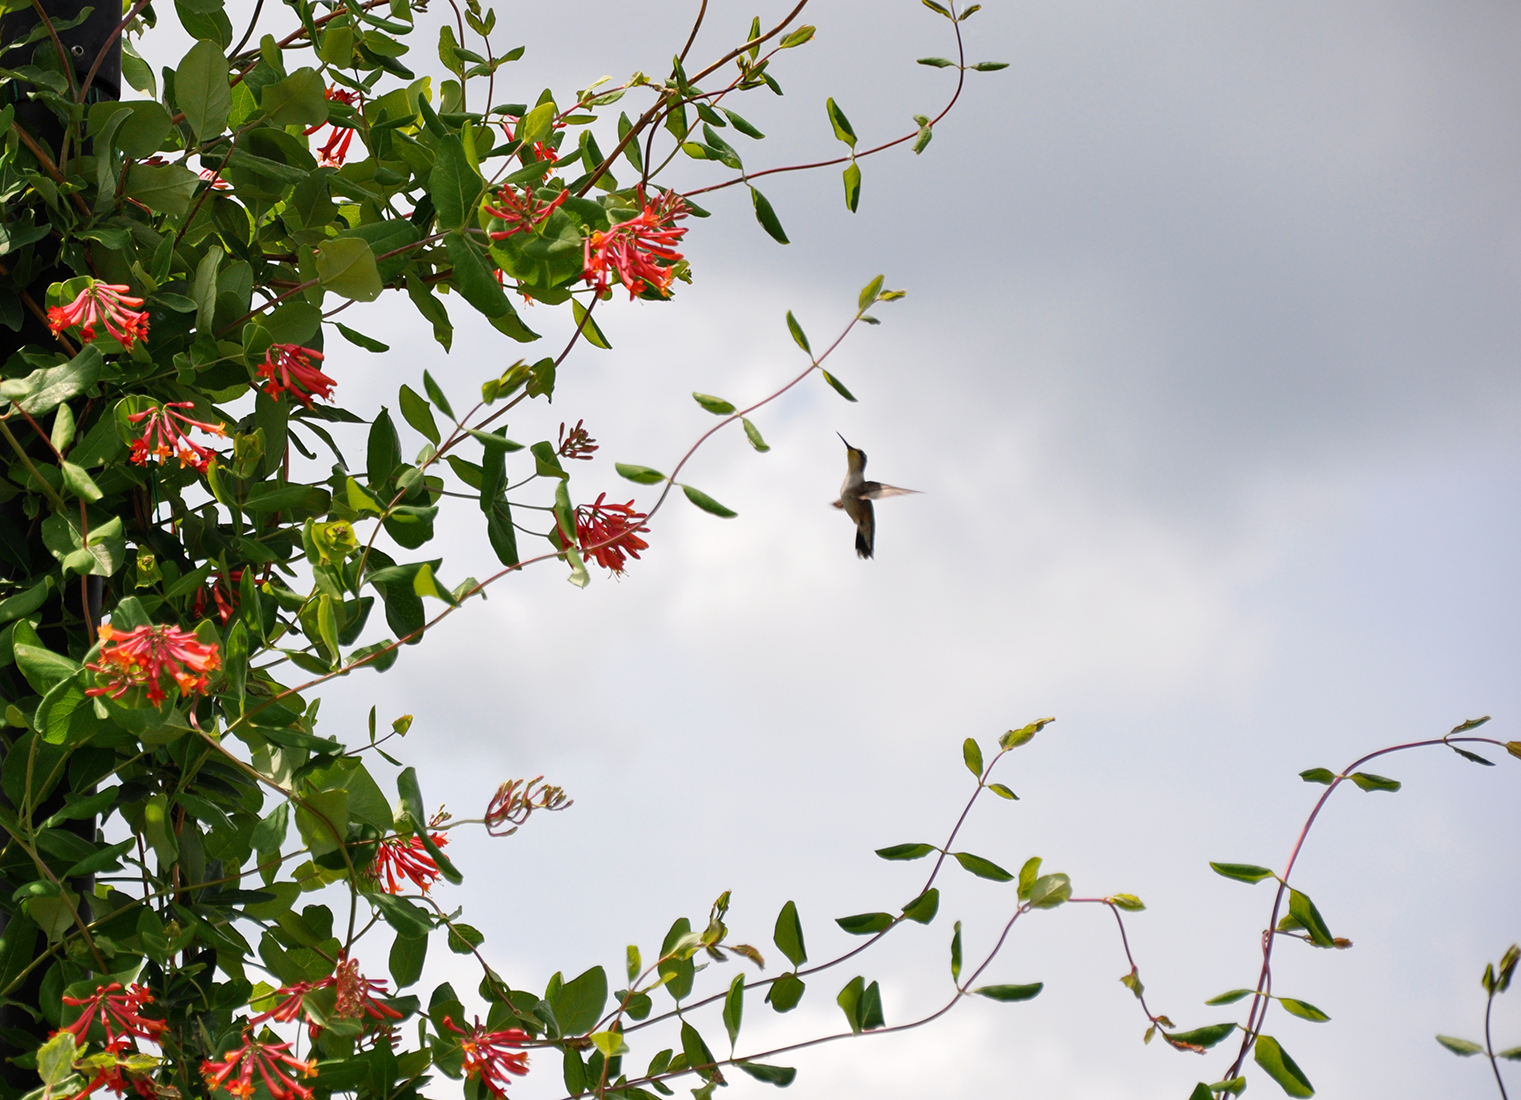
[[836, 431, 852, 448]]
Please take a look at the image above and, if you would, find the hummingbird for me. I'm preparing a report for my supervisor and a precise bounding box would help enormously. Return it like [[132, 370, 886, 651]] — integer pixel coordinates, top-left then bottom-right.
[[831, 433, 919, 559]]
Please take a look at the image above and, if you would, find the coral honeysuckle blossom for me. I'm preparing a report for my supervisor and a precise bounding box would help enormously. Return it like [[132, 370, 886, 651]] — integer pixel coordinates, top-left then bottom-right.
[[251, 955, 402, 1029], [442, 1018, 530, 1099], [58, 984, 166, 1051], [46, 282, 150, 348], [574, 493, 650, 575], [304, 87, 359, 167], [259, 344, 336, 406], [126, 402, 226, 471], [371, 832, 448, 894], [201, 1034, 318, 1100], [582, 190, 689, 299], [85, 623, 221, 704], [484, 184, 568, 239]]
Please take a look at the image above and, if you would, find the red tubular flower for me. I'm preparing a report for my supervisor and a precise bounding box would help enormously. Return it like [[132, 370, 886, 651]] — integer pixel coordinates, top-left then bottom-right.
[[58, 983, 166, 1051], [258, 344, 336, 407], [250, 955, 402, 1030], [47, 282, 150, 349], [304, 87, 359, 167], [443, 1017, 530, 1099], [574, 493, 649, 575], [85, 623, 221, 705], [371, 833, 448, 894], [556, 420, 597, 461], [198, 168, 231, 190], [201, 1034, 318, 1100], [583, 190, 688, 300], [192, 569, 244, 624], [499, 116, 560, 165], [126, 402, 227, 472], [483, 185, 568, 240]]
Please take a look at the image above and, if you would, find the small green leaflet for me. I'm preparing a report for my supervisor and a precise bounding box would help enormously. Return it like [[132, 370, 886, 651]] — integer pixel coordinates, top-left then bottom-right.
[[773, 900, 806, 967], [1000, 717, 1052, 749], [682, 485, 737, 518], [1278, 997, 1330, 1023], [950, 920, 962, 981], [1287, 888, 1334, 948], [835, 912, 894, 936], [1027, 872, 1071, 908], [918, 57, 956, 68], [952, 851, 1013, 882], [1167, 1023, 1237, 1050], [1108, 893, 1144, 911], [736, 1063, 796, 1086], [785, 311, 810, 353], [987, 783, 1017, 800], [900, 889, 938, 924], [692, 392, 735, 415], [741, 418, 770, 452], [875, 843, 935, 861], [1210, 862, 1274, 884], [336, 323, 389, 352], [1450, 715, 1491, 733], [722, 973, 744, 1048], [1205, 989, 1253, 1006], [779, 24, 814, 48], [750, 186, 788, 243], [971, 61, 1010, 71], [962, 737, 983, 776], [1436, 1035, 1484, 1056], [1017, 857, 1042, 900], [1253, 1035, 1314, 1098], [1448, 744, 1494, 765], [825, 97, 857, 147], [1299, 767, 1335, 785], [972, 983, 1043, 1002], [616, 463, 665, 484], [572, 298, 612, 349], [819, 370, 856, 401], [1349, 771, 1401, 793], [859, 275, 884, 310], [913, 115, 933, 154]]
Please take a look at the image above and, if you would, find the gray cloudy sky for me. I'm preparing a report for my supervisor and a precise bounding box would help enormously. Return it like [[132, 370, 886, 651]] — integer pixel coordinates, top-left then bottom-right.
[[147, 2, 1521, 1096]]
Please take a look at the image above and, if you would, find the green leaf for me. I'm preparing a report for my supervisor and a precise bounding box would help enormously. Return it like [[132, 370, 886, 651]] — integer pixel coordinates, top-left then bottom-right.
[[834, 912, 894, 936], [1449, 744, 1494, 766], [1, 344, 102, 416], [1287, 889, 1334, 948], [1027, 872, 1072, 908], [396, 767, 462, 884], [176, 39, 232, 141], [390, 933, 427, 988], [692, 393, 736, 415], [447, 923, 485, 954], [773, 901, 806, 967], [913, 117, 933, 154], [1253, 1034, 1315, 1097], [1278, 997, 1330, 1023], [741, 418, 770, 452], [917, 57, 956, 67], [819, 370, 857, 401], [1109, 893, 1144, 911], [972, 61, 1010, 71], [766, 972, 804, 1013], [1017, 856, 1042, 900], [371, 893, 433, 938], [336, 323, 389, 352], [736, 1063, 796, 1087], [779, 24, 815, 48], [680, 1020, 717, 1080], [1299, 768, 1335, 785], [858, 275, 884, 311], [842, 161, 861, 212], [1168, 1022, 1237, 1049], [125, 162, 201, 217], [62, 838, 134, 879], [553, 966, 608, 1036], [825, 98, 857, 147], [317, 238, 383, 302], [952, 851, 1013, 882], [571, 298, 612, 349], [1496, 1046, 1521, 1061], [962, 737, 983, 776], [750, 186, 789, 243], [445, 233, 538, 339], [682, 485, 737, 517], [1436, 1035, 1484, 1056], [429, 134, 480, 232], [1450, 716, 1491, 733], [876, 843, 935, 861], [973, 982, 1043, 1002], [901, 888, 938, 924], [261, 66, 328, 127], [1205, 989, 1254, 1006], [399, 386, 440, 445], [616, 463, 666, 485], [785, 311, 810, 353], [1210, 862, 1275, 884], [950, 920, 962, 981], [722, 973, 744, 1048], [999, 718, 1052, 749], [422, 371, 455, 421], [1348, 771, 1401, 793]]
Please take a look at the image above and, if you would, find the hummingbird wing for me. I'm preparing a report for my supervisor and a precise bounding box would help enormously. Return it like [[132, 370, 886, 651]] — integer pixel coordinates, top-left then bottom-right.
[[854, 499, 875, 559], [860, 482, 919, 500]]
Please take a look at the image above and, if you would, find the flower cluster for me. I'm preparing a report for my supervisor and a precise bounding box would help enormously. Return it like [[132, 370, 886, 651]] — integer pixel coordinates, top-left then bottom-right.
[[251, 954, 402, 1031], [485, 776, 573, 837], [556, 419, 598, 460], [574, 493, 650, 575], [443, 1018, 530, 1100], [58, 984, 166, 1052], [85, 623, 221, 705], [201, 1033, 318, 1100], [304, 87, 359, 167], [370, 832, 449, 894], [583, 190, 689, 299], [259, 344, 336, 406], [484, 184, 568, 240], [127, 402, 227, 471], [47, 282, 150, 348]]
